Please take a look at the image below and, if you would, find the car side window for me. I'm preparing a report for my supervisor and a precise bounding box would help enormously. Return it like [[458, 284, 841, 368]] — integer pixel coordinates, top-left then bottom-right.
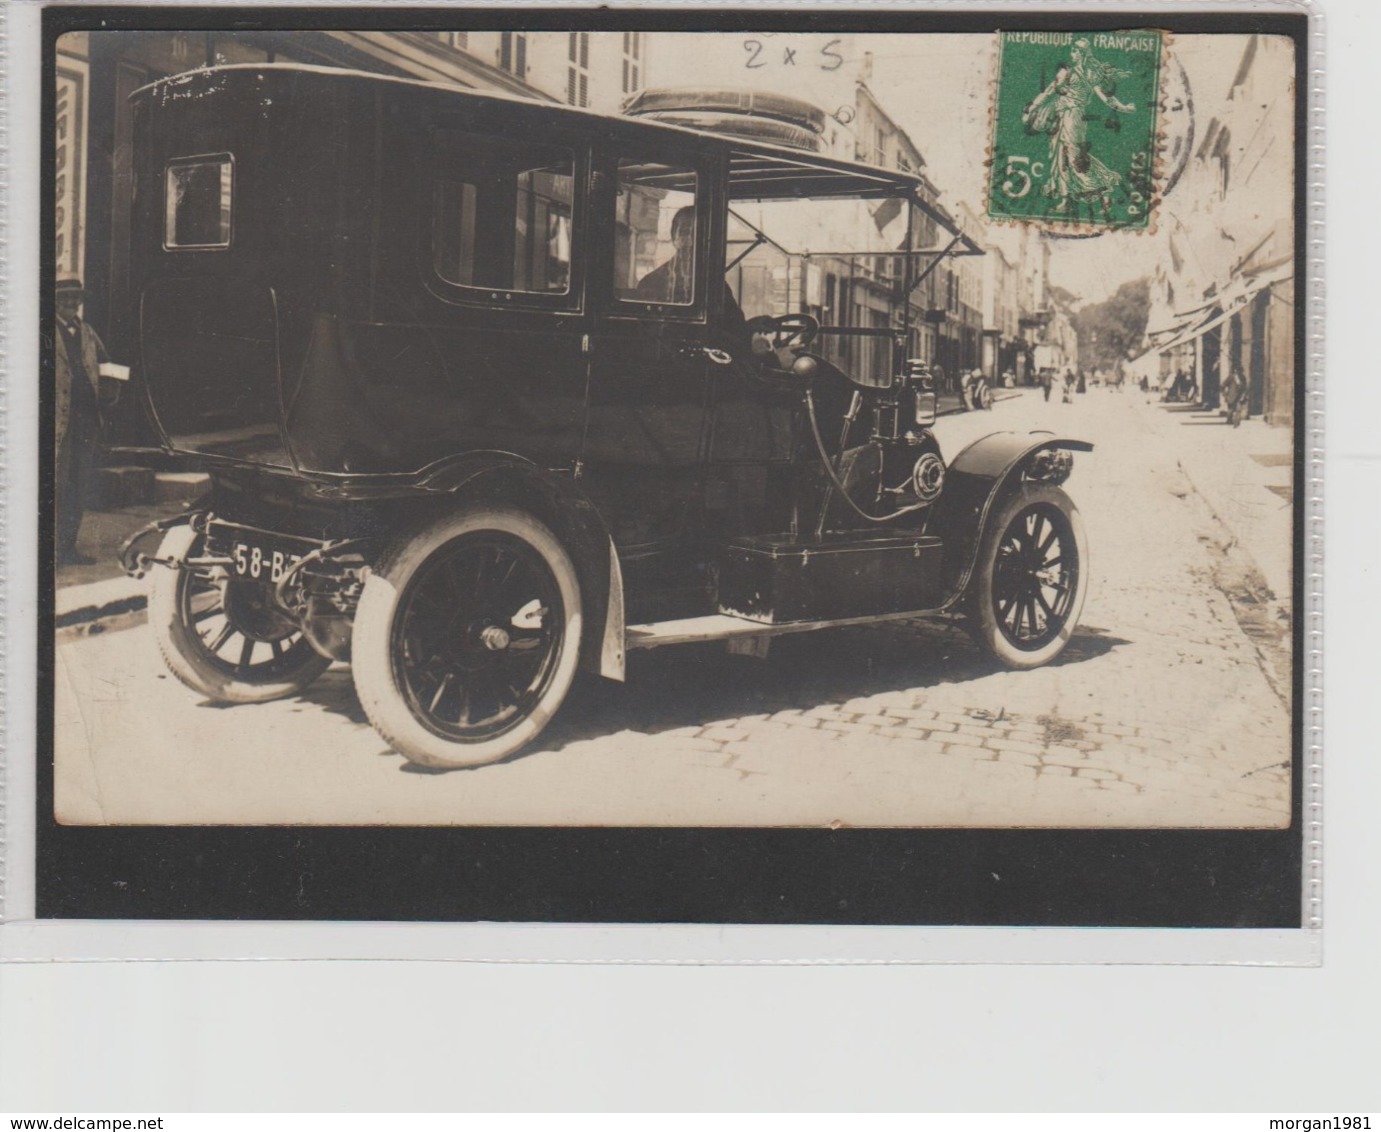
[[430, 130, 575, 298], [613, 158, 699, 308]]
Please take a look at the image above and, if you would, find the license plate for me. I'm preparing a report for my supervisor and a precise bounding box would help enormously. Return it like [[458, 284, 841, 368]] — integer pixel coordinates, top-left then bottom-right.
[[231, 539, 306, 585]]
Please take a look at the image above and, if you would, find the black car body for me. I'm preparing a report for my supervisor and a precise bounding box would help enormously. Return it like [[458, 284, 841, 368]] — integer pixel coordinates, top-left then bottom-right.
[[122, 65, 1091, 768]]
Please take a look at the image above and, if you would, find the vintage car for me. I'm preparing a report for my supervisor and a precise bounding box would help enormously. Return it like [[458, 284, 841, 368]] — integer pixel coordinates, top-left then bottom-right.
[[119, 64, 1090, 769]]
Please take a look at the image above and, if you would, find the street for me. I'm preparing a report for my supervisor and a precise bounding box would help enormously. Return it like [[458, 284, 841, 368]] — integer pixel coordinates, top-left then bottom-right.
[[53, 387, 1293, 829]]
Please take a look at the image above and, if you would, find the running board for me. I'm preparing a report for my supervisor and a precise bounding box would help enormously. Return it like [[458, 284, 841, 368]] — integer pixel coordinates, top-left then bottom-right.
[[625, 607, 954, 651]]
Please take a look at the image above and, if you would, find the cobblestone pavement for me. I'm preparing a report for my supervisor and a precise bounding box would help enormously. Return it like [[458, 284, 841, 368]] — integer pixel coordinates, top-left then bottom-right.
[[54, 388, 1292, 828]]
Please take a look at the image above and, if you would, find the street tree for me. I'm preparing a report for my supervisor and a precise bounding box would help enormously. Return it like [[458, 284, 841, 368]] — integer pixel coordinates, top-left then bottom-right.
[[1073, 277, 1151, 372]]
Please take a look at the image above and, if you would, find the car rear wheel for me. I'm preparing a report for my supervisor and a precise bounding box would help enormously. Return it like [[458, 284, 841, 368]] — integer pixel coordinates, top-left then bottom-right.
[[149, 524, 332, 703], [351, 507, 582, 769], [970, 484, 1088, 669]]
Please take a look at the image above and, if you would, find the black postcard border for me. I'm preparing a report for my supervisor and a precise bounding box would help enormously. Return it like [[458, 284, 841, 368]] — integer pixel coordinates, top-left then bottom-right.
[[34, 5, 1311, 928]]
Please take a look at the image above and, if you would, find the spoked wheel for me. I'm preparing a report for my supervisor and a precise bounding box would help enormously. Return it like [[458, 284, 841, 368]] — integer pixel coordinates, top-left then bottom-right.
[[149, 525, 331, 703], [351, 507, 582, 769], [970, 484, 1088, 669]]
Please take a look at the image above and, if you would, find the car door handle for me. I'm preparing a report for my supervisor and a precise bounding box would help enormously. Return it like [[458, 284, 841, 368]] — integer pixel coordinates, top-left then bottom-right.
[[677, 344, 734, 365]]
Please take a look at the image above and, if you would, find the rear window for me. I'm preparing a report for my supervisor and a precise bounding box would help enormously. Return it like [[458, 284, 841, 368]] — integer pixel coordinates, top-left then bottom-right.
[[431, 130, 575, 297], [165, 155, 233, 250]]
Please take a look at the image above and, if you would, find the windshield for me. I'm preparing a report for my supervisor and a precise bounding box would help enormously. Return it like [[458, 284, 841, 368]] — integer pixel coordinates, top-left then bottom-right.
[[726, 196, 944, 387]]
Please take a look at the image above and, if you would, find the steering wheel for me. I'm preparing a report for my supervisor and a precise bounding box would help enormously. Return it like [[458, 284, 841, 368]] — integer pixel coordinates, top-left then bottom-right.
[[748, 313, 820, 352]]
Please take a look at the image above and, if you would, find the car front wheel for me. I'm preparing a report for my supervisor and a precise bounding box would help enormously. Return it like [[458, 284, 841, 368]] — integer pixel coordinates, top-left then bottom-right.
[[970, 484, 1088, 669], [351, 506, 582, 769]]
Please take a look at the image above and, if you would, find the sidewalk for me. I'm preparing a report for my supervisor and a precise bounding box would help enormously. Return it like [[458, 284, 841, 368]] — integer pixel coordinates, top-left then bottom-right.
[[1130, 395, 1295, 610]]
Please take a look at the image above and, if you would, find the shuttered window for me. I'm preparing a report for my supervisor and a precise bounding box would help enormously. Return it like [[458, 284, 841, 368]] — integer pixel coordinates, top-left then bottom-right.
[[566, 32, 590, 106], [500, 32, 527, 77]]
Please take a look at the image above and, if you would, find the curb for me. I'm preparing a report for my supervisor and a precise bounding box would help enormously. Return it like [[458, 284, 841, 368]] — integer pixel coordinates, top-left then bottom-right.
[[937, 390, 1021, 416], [56, 576, 147, 628]]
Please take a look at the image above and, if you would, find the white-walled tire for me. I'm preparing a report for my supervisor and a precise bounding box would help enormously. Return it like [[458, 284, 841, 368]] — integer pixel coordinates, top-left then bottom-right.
[[351, 507, 582, 769], [970, 484, 1088, 669], [149, 524, 331, 703]]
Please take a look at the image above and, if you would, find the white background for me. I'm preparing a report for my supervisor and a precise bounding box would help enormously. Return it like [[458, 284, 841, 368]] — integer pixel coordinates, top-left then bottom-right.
[[2, 0, 1376, 1112]]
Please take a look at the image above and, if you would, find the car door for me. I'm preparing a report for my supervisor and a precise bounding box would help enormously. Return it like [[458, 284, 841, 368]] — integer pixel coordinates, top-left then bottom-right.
[[581, 146, 720, 564]]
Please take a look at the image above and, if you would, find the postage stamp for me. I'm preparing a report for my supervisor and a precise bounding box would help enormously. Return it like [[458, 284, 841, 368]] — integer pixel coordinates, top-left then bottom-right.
[[987, 30, 1165, 231]]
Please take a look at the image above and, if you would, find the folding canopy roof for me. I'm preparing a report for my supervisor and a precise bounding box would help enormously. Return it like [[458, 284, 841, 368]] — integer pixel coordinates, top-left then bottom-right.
[[611, 145, 982, 256]]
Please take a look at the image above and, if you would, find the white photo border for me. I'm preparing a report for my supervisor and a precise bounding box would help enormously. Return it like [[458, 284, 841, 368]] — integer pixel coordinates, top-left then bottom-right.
[[0, 0, 1324, 963]]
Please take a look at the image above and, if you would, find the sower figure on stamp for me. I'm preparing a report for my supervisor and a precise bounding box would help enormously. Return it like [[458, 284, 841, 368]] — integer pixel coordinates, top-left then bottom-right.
[[1022, 38, 1136, 214], [54, 273, 117, 566]]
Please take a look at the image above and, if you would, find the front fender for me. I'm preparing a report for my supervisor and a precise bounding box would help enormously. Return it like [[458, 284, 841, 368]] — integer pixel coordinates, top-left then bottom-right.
[[930, 431, 1093, 608]]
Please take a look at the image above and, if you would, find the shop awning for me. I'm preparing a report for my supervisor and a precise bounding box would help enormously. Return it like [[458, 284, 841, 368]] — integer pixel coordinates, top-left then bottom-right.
[[1144, 315, 1199, 340], [1166, 249, 1295, 318], [1140, 307, 1222, 357], [1137, 264, 1293, 359]]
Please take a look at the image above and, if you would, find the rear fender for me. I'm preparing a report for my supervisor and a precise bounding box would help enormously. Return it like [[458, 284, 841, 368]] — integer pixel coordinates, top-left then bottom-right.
[[930, 432, 1093, 608], [405, 454, 625, 683]]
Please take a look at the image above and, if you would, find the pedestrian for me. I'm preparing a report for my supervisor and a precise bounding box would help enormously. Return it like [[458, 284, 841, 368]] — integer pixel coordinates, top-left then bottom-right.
[[1222, 364, 1248, 426], [1040, 368, 1053, 402], [1076, 369, 1087, 394], [54, 273, 117, 566], [964, 368, 987, 410], [1061, 368, 1074, 404], [1167, 368, 1188, 402]]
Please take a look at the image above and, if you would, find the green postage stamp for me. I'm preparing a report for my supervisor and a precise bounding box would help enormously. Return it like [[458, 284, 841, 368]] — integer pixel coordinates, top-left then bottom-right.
[[987, 30, 1166, 232]]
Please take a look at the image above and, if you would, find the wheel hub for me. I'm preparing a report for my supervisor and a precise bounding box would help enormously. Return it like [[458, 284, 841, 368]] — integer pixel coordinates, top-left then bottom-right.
[[480, 625, 511, 651], [221, 579, 297, 642]]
